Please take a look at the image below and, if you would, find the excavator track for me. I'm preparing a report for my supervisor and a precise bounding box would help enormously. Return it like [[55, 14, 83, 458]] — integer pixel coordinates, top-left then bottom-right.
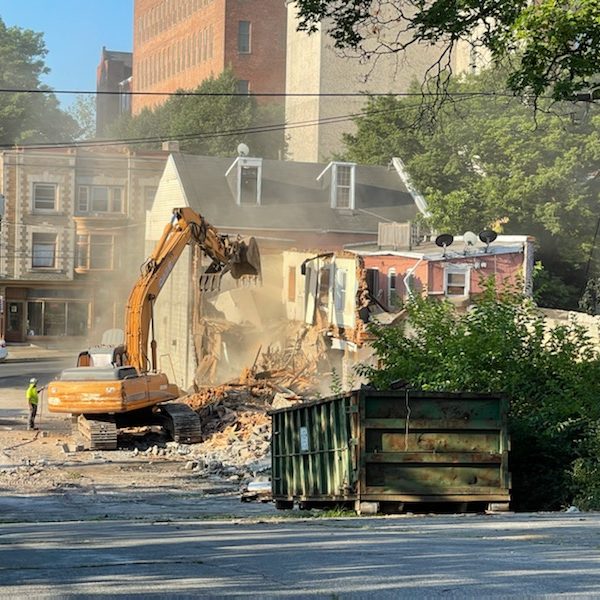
[[160, 402, 202, 444], [78, 414, 118, 450]]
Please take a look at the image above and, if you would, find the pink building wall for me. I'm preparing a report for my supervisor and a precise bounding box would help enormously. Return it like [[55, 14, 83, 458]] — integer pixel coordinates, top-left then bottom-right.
[[362, 251, 525, 306]]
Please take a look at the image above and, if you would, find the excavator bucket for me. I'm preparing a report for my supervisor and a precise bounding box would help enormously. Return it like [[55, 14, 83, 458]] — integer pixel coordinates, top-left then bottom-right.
[[230, 237, 262, 280]]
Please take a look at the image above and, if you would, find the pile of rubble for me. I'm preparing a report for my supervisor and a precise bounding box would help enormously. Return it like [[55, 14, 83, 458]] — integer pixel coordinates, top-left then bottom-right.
[[179, 326, 327, 481]]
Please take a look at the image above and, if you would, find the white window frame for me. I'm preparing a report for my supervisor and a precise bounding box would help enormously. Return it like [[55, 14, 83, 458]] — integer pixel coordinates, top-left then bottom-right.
[[77, 185, 125, 214], [316, 162, 356, 210], [32, 183, 58, 212], [444, 265, 471, 297], [334, 268, 347, 311], [225, 157, 263, 206], [31, 231, 58, 270]]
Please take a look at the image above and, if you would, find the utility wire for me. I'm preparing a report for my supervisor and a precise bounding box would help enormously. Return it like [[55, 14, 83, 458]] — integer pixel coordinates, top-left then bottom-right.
[[0, 95, 479, 150], [0, 87, 538, 99]]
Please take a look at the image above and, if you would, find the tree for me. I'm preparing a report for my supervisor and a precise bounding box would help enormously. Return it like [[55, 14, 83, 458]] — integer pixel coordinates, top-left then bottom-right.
[[358, 282, 600, 510], [293, 0, 600, 104], [67, 95, 96, 141], [109, 70, 286, 159], [341, 67, 600, 307], [0, 17, 78, 145]]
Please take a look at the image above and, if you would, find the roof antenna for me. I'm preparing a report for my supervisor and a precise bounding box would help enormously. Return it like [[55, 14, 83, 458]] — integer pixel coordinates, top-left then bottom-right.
[[435, 233, 454, 257], [479, 229, 497, 253]]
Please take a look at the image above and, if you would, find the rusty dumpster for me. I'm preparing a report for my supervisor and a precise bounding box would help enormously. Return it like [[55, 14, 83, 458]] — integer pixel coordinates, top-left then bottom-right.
[[270, 389, 510, 513]]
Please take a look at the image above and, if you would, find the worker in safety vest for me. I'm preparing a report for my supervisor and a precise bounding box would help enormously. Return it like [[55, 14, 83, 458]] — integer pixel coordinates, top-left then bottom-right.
[[26, 378, 42, 430]]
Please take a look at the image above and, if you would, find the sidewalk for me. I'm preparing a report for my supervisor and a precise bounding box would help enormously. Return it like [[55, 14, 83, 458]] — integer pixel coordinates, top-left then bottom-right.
[[5, 344, 76, 363]]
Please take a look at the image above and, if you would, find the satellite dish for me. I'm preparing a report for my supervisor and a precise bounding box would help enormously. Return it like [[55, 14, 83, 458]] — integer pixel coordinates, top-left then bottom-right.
[[479, 229, 497, 252], [435, 233, 454, 257], [463, 231, 478, 247], [237, 143, 250, 157]]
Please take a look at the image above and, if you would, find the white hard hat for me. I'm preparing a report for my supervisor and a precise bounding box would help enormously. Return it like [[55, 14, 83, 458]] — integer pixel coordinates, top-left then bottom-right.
[[30, 378, 37, 384]]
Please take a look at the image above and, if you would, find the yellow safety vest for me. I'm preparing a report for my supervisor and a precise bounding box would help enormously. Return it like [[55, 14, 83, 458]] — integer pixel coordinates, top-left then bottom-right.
[[26, 385, 39, 405]]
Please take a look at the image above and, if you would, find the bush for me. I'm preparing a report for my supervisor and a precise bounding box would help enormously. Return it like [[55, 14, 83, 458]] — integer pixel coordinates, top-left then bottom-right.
[[358, 280, 600, 510]]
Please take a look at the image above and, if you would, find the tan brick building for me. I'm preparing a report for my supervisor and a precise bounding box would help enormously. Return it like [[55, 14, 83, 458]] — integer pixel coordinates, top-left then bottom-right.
[[133, 0, 287, 114], [0, 148, 167, 344]]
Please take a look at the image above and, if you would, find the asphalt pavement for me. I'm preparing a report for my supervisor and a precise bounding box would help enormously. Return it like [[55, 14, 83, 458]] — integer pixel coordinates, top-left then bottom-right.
[[1, 513, 599, 599]]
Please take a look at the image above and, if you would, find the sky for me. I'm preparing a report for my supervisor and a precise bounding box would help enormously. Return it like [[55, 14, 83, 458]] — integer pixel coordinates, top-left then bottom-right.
[[0, 0, 133, 108]]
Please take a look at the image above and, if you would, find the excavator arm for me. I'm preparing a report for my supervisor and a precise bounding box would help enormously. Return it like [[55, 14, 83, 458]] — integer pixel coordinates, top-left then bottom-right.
[[125, 207, 261, 372]]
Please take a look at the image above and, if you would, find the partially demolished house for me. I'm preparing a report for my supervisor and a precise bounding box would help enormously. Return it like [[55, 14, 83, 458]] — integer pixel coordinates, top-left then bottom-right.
[[146, 152, 426, 390], [350, 227, 535, 309], [281, 226, 535, 387]]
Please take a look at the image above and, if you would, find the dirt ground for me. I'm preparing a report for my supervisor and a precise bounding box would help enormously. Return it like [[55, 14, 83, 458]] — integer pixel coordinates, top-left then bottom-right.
[[0, 394, 246, 498]]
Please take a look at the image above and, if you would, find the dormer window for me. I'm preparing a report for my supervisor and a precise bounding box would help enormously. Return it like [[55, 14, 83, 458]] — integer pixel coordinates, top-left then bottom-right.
[[225, 156, 262, 206], [317, 161, 356, 210]]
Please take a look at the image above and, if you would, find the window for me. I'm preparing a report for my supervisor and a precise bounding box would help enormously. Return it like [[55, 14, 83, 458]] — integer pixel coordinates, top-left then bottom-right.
[[32, 233, 57, 269], [287, 267, 296, 302], [333, 164, 354, 209], [334, 268, 347, 311], [76, 234, 115, 270], [33, 183, 57, 211], [316, 162, 356, 210], [78, 187, 89, 212], [318, 266, 331, 307], [238, 21, 251, 53], [76, 235, 88, 270], [445, 267, 469, 296], [388, 268, 399, 307], [90, 235, 114, 270], [228, 157, 262, 205], [236, 80, 249, 95], [77, 186, 125, 214], [27, 301, 89, 337], [240, 166, 258, 204], [365, 268, 379, 299]]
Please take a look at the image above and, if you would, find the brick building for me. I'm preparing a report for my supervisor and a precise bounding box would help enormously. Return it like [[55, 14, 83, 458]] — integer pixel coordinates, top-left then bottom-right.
[[132, 0, 287, 114], [0, 148, 167, 344], [96, 48, 133, 136]]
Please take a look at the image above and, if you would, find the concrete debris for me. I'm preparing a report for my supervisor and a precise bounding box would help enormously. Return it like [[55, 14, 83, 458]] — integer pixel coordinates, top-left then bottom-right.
[[241, 479, 272, 503], [178, 327, 327, 483]]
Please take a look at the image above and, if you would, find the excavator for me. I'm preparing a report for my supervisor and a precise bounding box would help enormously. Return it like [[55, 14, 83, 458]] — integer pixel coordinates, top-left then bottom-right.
[[47, 207, 261, 450]]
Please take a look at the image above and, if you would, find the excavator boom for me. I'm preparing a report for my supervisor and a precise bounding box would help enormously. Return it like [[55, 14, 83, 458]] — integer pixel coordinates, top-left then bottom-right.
[[126, 207, 261, 372], [48, 207, 261, 450]]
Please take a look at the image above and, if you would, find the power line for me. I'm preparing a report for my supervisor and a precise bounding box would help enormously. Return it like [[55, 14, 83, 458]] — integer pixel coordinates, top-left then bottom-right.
[[0, 87, 531, 99], [0, 96, 475, 150]]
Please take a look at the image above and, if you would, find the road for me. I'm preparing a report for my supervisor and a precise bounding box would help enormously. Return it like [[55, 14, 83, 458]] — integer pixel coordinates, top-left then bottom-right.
[[0, 357, 73, 390], [1, 513, 600, 598], [1, 358, 599, 598]]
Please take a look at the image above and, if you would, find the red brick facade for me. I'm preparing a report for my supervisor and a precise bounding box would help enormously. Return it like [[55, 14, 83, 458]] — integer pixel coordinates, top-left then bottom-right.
[[133, 0, 286, 113]]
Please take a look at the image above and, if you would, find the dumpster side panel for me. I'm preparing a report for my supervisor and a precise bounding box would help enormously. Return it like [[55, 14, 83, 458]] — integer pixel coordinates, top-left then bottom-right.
[[360, 391, 510, 502], [271, 394, 358, 501]]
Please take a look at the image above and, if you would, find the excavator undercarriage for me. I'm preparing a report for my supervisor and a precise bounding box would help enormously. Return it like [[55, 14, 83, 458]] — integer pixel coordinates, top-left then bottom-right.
[[74, 402, 202, 451]]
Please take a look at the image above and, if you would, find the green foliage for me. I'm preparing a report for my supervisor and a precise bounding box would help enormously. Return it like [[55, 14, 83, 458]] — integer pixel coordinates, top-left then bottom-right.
[[533, 262, 580, 310], [579, 277, 600, 315], [0, 17, 78, 144], [294, 0, 600, 103], [358, 281, 600, 510], [67, 95, 97, 140], [342, 67, 600, 307], [109, 70, 285, 158]]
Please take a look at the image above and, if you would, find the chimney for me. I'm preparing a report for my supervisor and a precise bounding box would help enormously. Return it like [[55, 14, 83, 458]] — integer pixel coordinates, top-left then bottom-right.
[[162, 141, 180, 152]]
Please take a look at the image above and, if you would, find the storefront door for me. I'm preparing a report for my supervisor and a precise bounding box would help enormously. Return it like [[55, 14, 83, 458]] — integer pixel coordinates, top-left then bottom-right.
[[5, 301, 25, 342]]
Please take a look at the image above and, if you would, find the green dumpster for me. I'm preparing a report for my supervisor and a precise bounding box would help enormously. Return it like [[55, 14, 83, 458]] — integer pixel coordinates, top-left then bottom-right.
[[270, 389, 510, 513]]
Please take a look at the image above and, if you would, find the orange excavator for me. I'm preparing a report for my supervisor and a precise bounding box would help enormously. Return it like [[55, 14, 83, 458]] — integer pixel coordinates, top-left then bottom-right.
[[47, 208, 261, 449]]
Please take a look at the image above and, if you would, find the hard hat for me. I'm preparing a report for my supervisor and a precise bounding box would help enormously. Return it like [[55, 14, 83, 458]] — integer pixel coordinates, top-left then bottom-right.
[[29, 378, 37, 384]]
